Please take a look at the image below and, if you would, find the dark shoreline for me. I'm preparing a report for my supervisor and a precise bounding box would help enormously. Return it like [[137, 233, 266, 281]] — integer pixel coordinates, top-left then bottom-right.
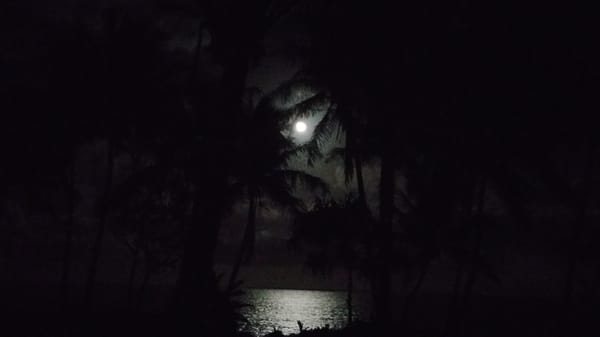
[[1, 283, 598, 337]]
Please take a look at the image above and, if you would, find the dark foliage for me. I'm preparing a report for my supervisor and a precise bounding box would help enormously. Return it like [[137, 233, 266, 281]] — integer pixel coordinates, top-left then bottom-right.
[[0, 1, 599, 337]]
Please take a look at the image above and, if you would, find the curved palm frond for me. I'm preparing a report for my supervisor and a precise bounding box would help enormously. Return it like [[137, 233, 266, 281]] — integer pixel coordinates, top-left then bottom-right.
[[326, 147, 347, 163], [327, 146, 355, 185], [291, 140, 323, 167], [258, 179, 304, 212], [281, 91, 331, 120], [308, 101, 340, 146], [291, 104, 340, 166], [267, 77, 325, 108], [272, 169, 329, 195]]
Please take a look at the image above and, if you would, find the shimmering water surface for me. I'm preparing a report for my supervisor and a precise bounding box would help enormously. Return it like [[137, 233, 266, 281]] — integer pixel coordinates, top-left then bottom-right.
[[240, 289, 371, 336]]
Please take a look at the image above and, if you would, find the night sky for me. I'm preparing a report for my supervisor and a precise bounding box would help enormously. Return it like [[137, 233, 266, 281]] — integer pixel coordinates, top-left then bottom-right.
[[1, 1, 599, 337]]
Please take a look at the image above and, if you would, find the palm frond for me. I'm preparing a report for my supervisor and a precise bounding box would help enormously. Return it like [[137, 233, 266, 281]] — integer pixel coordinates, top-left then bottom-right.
[[292, 105, 340, 166], [258, 179, 304, 212], [274, 169, 329, 195], [325, 147, 347, 164], [281, 92, 331, 119], [311, 104, 340, 146], [293, 141, 324, 167], [267, 77, 324, 109], [327, 146, 356, 185]]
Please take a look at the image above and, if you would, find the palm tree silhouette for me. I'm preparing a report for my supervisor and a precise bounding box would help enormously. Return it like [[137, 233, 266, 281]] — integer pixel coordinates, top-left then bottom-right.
[[227, 87, 328, 289], [291, 197, 370, 325], [61, 9, 175, 309]]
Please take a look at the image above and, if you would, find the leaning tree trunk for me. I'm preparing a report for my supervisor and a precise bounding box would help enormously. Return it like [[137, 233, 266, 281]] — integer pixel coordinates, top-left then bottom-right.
[[355, 156, 368, 212], [187, 19, 206, 91], [125, 153, 142, 309], [353, 142, 376, 322], [346, 265, 354, 326], [444, 188, 474, 337], [136, 265, 152, 311], [445, 260, 465, 337], [401, 259, 431, 329], [60, 156, 75, 311], [173, 6, 260, 334], [126, 249, 140, 309], [356, 153, 378, 320], [457, 178, 486, 337], [347, 114, 368, 215], [83, 138, 114, 309], [560, 141, 594, 332], [375, 131, 394, 328], [173, 174, 226, 336], [228, 186, 257, 290]]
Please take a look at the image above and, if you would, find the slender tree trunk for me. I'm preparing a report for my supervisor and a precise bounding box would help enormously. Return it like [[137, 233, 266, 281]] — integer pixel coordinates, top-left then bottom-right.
[[346, 266, 354, 326], [347, 114, 368, 215], [187, 19, 205, 91], [355, 152, 377, 322], [173, 181, 224, 336], [228, 187, 257, 290], [60, 157, 75, 311], [125, 154, 141, 309], [560, 142, 594, 331], [445, 181, 478, 337], [126, 251, 140, 309], [458, 178, 486, 336], [401, 259, 431, 327], [136, 267, 152, 311], [83, 139, 114, 309], [175, 30, 249, 309], [376, 135, 394, 328], [173, 14, 252, 334], [445, 261, 465, 337], [355, 156, 368, 212]]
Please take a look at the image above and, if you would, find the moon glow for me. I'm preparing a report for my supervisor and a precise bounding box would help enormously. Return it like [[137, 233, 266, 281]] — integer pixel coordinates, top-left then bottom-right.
[[295, 121, 307, 133]]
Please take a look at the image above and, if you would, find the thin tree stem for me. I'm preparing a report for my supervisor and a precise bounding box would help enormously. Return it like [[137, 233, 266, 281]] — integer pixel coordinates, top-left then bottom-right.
[[228, 187, 257, 290], [127, 252, 139, 309], [83, 138, 114, 309], [136, 267, 152, 311], [60, 156, 75, 311], [401, 259, 431, 327], [458, 177, 486, 336], [561, 141, 595, 329], [347, 266, 354, 326]]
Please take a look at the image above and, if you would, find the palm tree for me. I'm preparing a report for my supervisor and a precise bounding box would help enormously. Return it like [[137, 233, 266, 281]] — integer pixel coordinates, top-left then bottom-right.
[[69, 9, 175, 309], [168, 4, 287, 329], [163, 6, 342, 321], [272, 2, 413, 325], [291, 197, 369, 325], [226, 88, 328, 289]]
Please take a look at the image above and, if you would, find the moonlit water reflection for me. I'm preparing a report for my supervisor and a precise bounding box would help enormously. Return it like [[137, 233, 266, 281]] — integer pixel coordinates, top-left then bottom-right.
[[240, 289, 371, 336]]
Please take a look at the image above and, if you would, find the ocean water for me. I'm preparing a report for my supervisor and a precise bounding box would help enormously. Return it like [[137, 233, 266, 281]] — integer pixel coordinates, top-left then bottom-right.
[[239, 289, 372, 336]]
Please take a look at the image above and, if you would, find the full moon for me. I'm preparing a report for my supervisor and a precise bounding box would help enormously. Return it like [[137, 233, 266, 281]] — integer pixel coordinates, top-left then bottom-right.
[[295, 121, 307, 133]]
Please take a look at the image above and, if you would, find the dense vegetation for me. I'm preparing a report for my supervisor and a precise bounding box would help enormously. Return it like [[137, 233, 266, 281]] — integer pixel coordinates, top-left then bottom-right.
[[1, 1, 598, 337]]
